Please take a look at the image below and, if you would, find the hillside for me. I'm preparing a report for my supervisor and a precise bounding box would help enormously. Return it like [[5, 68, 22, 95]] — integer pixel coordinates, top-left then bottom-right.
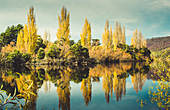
[[147, 36, 170, 52]]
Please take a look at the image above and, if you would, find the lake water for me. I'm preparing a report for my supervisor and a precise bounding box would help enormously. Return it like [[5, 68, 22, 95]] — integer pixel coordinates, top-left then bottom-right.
[[0, 61, 169, 110]]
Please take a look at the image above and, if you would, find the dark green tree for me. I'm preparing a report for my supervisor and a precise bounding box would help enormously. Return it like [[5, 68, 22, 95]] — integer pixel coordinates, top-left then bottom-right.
[[46, 44, 61, 59], [0, 24, 23, 46], [69, 43, 89, 60], [4, 50, 31, 65], [69, 40, 75, 46], [34, 36, 46, 54]]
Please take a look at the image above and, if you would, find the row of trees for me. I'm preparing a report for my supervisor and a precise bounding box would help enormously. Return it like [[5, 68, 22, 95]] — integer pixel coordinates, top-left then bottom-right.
[[0, 6, 149, 65], [102, 20, 126, 51], [131, 29, 147, 49]]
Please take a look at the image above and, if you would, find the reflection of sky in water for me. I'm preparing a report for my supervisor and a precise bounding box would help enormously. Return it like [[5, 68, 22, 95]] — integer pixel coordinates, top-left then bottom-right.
[[36, 76, 159, 110]]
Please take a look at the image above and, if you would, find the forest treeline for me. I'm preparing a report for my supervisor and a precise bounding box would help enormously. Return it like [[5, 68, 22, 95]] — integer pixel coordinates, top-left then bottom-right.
[[0, 6, 151, 66]]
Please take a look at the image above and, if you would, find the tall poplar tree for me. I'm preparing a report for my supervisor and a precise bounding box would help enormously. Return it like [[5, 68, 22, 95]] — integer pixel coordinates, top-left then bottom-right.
[[102, 20, 110, 49], [80, 18, 91, 48], [131, 29, 147, 48], [122, 26, 126, 44], [56, 7, 70, 44], [16, 6, 38, 54]]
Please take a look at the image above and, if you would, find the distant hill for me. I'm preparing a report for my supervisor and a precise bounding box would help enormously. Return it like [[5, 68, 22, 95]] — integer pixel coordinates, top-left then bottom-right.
[[147, 36, 170, 52]]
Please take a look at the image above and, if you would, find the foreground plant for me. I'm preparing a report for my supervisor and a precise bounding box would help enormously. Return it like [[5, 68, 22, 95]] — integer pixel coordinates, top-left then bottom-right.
[[0, 73, 37, 110], [137, 62, 170, 109]]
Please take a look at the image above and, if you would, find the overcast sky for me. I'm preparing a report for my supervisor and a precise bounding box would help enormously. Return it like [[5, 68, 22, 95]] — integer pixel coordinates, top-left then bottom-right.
[[0, 0, 170, 44]]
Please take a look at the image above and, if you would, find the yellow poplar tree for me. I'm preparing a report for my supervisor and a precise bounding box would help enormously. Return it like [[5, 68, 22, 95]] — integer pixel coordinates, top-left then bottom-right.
[[131, 29, 147, 48], [108, 26, 113, 48], [27, 6, 38, 53], [113, 21, 125, 46], [113, 32, 118, 51], [87, 23, 91, 47], [102, 20, 110, 49], [16, 6, 38, 54], [16, 30, 24, 51], [44, 30, 48, 43], [56, 7, 70, 44], [118, 23, 122, 44], [137, 31, 142, 48], [80, 18, 91, 48], [122, 26, 126, 44], [142, 36, 147, 47]]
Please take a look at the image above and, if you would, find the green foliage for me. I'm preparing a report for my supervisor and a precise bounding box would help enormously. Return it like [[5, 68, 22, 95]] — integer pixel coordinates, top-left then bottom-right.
[[0, 24, 23, 46], [37, 48, 45, 59], [37, 68, 45, 81], [46, 44, 61, 59], [46, 69, 61, 83], [151, 47, 170, 60], [55, 39, 74, 46], [22, 53, 31, 63], [117, 44, 151, 61], [69, 40, 75, 46], [70, 67, 89, 83], [137, 61, 170, 109], [77, 39, 81, 45], [69, 43, 89, 60], [2, 50, 31, 65], [34, 36, 46, 54]]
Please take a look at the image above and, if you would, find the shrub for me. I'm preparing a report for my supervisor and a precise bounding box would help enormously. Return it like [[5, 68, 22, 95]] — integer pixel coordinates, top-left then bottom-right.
[[37, 48, 45, 59], [5, 50, 31, 64], [46, 44, 61, 59], [69, 43, 89, 60]]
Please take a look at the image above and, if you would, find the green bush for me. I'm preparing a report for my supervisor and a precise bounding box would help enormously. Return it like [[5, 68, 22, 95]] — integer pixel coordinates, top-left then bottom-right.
[[34, 36, 46, 54], [22, 53, 31, 62], [46, 44, 61, 59], [69, 43, 89, 60], [37, 48, 45, 59], [4, 50, 31, 64]]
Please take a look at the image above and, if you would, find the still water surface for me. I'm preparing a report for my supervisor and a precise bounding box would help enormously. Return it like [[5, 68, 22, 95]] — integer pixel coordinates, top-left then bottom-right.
[[0, 62, 169, 110]]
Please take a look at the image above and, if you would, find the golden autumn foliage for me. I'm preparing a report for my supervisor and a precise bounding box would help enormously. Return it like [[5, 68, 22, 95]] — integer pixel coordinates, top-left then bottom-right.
[[16, 6, 38, 54], [81, 76, 92, 106], [56, 7, 70, 45], [102, 20, 126, 51], [131, 29, 147, 48], [56, 69, 71, 110], [89, 46, 132, 62], [80, 18, 91, 48], [1, 42, 17, 55], [89, 63, 132, 77], [131, 72, 147, 93], [102, 20, 111, 49], [43, 30, 51, 46]]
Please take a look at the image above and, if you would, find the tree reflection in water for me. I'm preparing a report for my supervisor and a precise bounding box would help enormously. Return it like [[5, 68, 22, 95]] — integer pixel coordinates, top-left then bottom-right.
[[0, 62, 153, 109]]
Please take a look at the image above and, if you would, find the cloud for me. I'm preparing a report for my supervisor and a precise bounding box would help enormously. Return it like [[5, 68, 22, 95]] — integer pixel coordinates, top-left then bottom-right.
[[150, 0, 170, 11], [111, 18, 139, 24], [0, 0, 170, 43]]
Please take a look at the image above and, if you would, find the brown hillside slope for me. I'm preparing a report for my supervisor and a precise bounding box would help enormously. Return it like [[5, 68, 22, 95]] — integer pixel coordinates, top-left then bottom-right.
[[147, 36, 170, 51]]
